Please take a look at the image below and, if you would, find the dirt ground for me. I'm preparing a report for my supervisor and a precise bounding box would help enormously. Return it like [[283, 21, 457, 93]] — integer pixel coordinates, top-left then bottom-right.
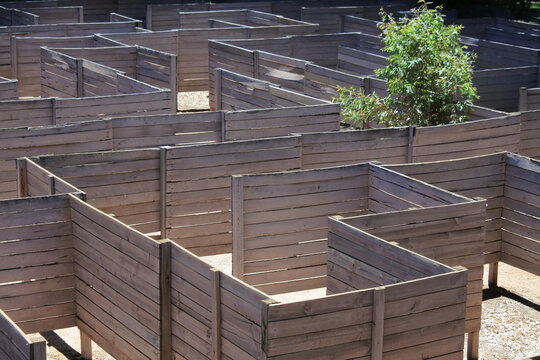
[[36, 262, 539, 360]]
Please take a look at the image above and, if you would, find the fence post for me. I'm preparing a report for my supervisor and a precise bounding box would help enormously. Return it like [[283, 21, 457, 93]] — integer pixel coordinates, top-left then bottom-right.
[[16, 158, 28, 198], [488, 262, 498, 288], [371, 287, 385, 360], [518, 87, 527, 112], [51, 98, 57, 125], [80, 331, 92, 359], [220, 112, 226, 142], [146, 5, 152, 30], [231, 175, 244, 279], [78, 6, 84, 23], [467, 331, 480, 360], [215, 69, 222, 111], [28, 335, 46, 360], [10, 36, 17, 80], [159, 240, 172, 360], [211, 269, 222, 360], [76, 59, 83, 97], [160, 147, 168, 240], [253, 50, 260, 79], [47, 174, 55, 195], [170, 54, 178, 113], [407, 126, 415, 163]]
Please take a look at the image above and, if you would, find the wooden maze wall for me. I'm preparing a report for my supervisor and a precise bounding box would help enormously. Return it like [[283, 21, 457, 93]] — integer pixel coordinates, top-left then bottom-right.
[[0, 2, 538, 360]]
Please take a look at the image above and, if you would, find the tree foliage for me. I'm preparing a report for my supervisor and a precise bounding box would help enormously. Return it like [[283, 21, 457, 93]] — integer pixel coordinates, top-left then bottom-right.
[[336, 1, 478, 127]]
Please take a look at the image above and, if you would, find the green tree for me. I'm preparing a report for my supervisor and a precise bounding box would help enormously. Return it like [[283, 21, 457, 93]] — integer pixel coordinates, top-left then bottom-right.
[[336, 1, 478, 127]]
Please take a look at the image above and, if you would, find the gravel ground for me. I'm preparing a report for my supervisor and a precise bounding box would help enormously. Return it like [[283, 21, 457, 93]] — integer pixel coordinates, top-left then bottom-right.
[[177, 91, 209, 111]]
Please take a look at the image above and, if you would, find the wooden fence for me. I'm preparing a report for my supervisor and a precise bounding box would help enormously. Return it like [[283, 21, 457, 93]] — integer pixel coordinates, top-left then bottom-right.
[[177, 10, 316, 91], [12, 35, 96, 97], [18, 157, 85, 199], [338, 201, 487, 357], [70, 194, 164, 360], [388, 153, 508, 266], [311, 217, 469, 359], [411, 114, 522, 162], [0, 180, 472, 360], [231, 162, 472, 295], [386, 151, 540, 284], [0, 75, 17, 99], [211, 32, 540, 111], [147, 2, 274, 30], [209, 33, 372, 101], [342, 14, 381, 35], [0, 310, 46, 360], [300, 4, 408, 34], [169, 243, 274, 360], [0, 85, 335, 203], [501, 153, 540, 277], [0, 21, 139, 79], [0, 6, 38, 26], [297, 127, 410, 169], [32, 149, 161, 235], [519, 87, 540, 112], [1, 107, 535, 204], [520, 110, 540, 159], [42, 45, 177, 110], [98, 31, 181, 91], [19, 6, 83, 24], [164, 136, 302, 255], [0, 195, 76, 333]]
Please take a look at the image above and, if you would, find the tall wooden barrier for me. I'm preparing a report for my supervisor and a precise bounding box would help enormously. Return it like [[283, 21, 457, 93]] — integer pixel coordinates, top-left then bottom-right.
[[215, 69, 325, 111], [297, 127, 410, 168], [19, 157, 85, 199], [388, 153, 508, 266], [110, 112, 222, 150], [147, 2, 273, 31], [386, 151, 540, 286], [98, 31, 181, 91], [411, 114, 522, 162], [34, 149, 161, 235], [39, 48, 174, 123], [0, 121, 113, 200], [342, 15, 381, 35], [231, 163, 471, 295], [0, 76, 17, 99], [15, 35, 96, 97], [20, 6, 83, 24], [2, 21, 138, 80], [473, 66, 538, 111], [178, 10, 316, 91], [338, 201, 486, 357], [70, 194, 164, 360], [519, 110, 540, 159], [215, 69, 340, 137], [519, 87, 540, 112], [265, 218, 468, 359], [501, 153, 540, 277], [223, 104, 340, 141], [0, 195, 76, 333], [46, 45, 177, 96], [300, 4, 408, 34], [169, 243, 275, 359], [164, 136, 302, 255], [0, 6, 38, 26], [0, 310, 46, 360]]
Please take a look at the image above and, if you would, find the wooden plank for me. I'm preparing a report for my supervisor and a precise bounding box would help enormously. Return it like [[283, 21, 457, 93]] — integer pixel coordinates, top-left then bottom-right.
[[160, 240, 172, 360], [371, 287, 385, 360]]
